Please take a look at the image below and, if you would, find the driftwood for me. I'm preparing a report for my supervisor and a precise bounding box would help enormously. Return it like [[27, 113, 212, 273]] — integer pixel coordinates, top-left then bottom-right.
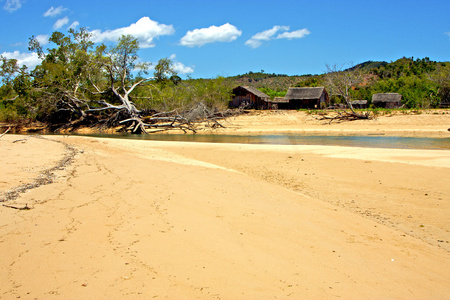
[[0, 127, 11, 138], [2, 203, 30, 210], [116, 103, 242, 134], [313, 110, 371, 124], [12, 135, 31, 143]]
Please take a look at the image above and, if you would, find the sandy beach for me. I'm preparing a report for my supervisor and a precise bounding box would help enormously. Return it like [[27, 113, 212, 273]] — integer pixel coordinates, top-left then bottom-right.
[[0, 111, 449, 299]]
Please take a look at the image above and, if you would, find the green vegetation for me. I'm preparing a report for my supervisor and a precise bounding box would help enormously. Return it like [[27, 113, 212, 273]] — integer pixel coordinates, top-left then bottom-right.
[[350, 57, 450, 108], [0, 28, 233, 128], [0, 24, 449, 129]]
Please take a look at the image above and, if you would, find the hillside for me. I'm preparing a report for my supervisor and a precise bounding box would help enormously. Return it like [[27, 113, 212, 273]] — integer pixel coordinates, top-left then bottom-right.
[[224, 57, 450, 108]]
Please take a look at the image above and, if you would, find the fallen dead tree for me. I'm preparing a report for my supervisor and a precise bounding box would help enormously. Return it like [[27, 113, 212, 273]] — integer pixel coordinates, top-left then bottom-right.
[[13, 32, 243, 135], [118, 103, 243, 134], [313, 109, 371, 123], [43, 103, 245, 134]]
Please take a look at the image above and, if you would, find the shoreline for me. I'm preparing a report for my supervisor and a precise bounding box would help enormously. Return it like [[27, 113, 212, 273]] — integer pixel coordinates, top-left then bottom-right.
[[2, 109, 450, 138]]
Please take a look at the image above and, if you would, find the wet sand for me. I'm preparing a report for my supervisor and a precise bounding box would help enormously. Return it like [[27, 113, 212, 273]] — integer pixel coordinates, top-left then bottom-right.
[[0, 111, 449, 299]]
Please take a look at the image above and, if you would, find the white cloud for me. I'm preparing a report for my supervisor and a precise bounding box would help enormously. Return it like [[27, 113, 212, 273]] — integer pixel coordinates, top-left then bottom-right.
[[445, 31, 450, 37], [276, 28, 310, 40], [53, 17, 69, 30], [68, 21, 79, 30], [245, 25, 289, 48], [35, 34, 49, 45], [245, 26, 310, 48], [1, 51, 42, 69], [3, 0, 21, 12], [180, 23, 242, 47], [169, 54, 194, 74], [146, 54, 194, 75], [43, 6, 67, 17], [90, 17, 175, 48]]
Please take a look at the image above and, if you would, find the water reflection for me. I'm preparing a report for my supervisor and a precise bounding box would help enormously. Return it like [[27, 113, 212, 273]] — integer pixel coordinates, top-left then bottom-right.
[[75, 133, 450, 150]]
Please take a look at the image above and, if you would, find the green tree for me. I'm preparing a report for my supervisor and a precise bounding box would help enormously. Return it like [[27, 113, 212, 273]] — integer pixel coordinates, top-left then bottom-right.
[[28, 28, 97, 121], [0, 56, 34, 121], [154, 57, 180, 89], [0, 56, 20, 101]]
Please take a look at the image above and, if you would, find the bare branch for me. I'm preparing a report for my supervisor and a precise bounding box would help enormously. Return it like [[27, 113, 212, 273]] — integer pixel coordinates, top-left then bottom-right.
[[325, 63, 369, 120], [0, 127, 11, 138], [5, 95, 19, 101], [125, 77, 155, 97], [87, 100, 126, 112], [12, 135, 31, 143]]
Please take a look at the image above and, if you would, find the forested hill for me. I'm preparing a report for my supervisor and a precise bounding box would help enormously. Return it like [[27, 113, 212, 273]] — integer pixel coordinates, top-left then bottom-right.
[[226, 57, 450, 108]]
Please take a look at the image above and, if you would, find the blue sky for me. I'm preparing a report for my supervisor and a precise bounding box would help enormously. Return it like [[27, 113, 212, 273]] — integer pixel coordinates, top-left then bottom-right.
[[1, 0, 449, 78]]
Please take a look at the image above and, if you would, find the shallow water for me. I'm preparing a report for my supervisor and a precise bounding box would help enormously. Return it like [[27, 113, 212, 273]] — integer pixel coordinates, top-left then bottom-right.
[[71, 133, 450, 150]]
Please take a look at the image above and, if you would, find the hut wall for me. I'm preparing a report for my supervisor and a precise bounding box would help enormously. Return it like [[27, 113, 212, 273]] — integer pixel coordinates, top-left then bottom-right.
[[231, 94, 268, 109], [373, 101, 401, 108], [289, 99, 319, 109], [319, 93, 328, 108], [385, 101, 401, 108]]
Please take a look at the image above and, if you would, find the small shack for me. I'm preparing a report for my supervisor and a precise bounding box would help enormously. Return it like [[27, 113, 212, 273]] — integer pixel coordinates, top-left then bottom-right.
[[284, 87, 329, 109], [350, 100, 368, 109], [267, 97, 290, 109], [372, 93, 402, 108], [230, 86, 270, 109]]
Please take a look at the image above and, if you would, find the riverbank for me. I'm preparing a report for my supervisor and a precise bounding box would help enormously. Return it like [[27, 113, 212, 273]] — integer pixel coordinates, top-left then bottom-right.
[[0, 130, 449, 299], [2, 109, 450, 138], [210, 110, 450, 138]]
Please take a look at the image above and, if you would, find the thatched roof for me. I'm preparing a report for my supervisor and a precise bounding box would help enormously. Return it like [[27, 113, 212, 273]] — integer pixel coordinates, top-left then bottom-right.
[[372, 93, 402, 103], [271, 97, 289, 103], [233, 86, 269, 99], [351, 100, 368, 105], [285, 87, 326, 100]]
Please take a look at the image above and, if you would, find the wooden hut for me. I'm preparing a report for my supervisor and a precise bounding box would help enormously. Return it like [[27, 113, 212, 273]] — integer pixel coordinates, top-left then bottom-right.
[[230, 86, 270, 109], [350, 100, 368, 109], [284, 87, 329, 109], [372, 93, 402, 108], [267, 97, 290, 109]]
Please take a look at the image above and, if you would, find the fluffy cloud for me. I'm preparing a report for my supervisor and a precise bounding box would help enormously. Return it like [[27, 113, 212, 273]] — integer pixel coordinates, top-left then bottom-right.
[[35, 34, 49, 45], [446, 31, 450, 37], [43, 6, 67, 17], [173, 61, 194, 74], [245, 26, 310, 48], [68, 21, 79, 30], [1, 51, 42, 69], [145, 54, 194, 75], [169, 54, 194, 74], [90, 17, 175, 48], [245, 25, 289, 48], [276, 28, 310, 39], [53, 17, 69, 30], [180, 23, 242, 47], [3, 0, 21, 12]]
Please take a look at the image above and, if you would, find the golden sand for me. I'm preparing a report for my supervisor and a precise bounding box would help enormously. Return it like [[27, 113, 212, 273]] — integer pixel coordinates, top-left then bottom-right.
[[0, 111, 449, 299]]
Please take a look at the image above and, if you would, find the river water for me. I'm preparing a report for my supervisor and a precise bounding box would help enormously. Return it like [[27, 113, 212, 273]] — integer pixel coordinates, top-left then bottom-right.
[[73, 133, 450, 150]]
